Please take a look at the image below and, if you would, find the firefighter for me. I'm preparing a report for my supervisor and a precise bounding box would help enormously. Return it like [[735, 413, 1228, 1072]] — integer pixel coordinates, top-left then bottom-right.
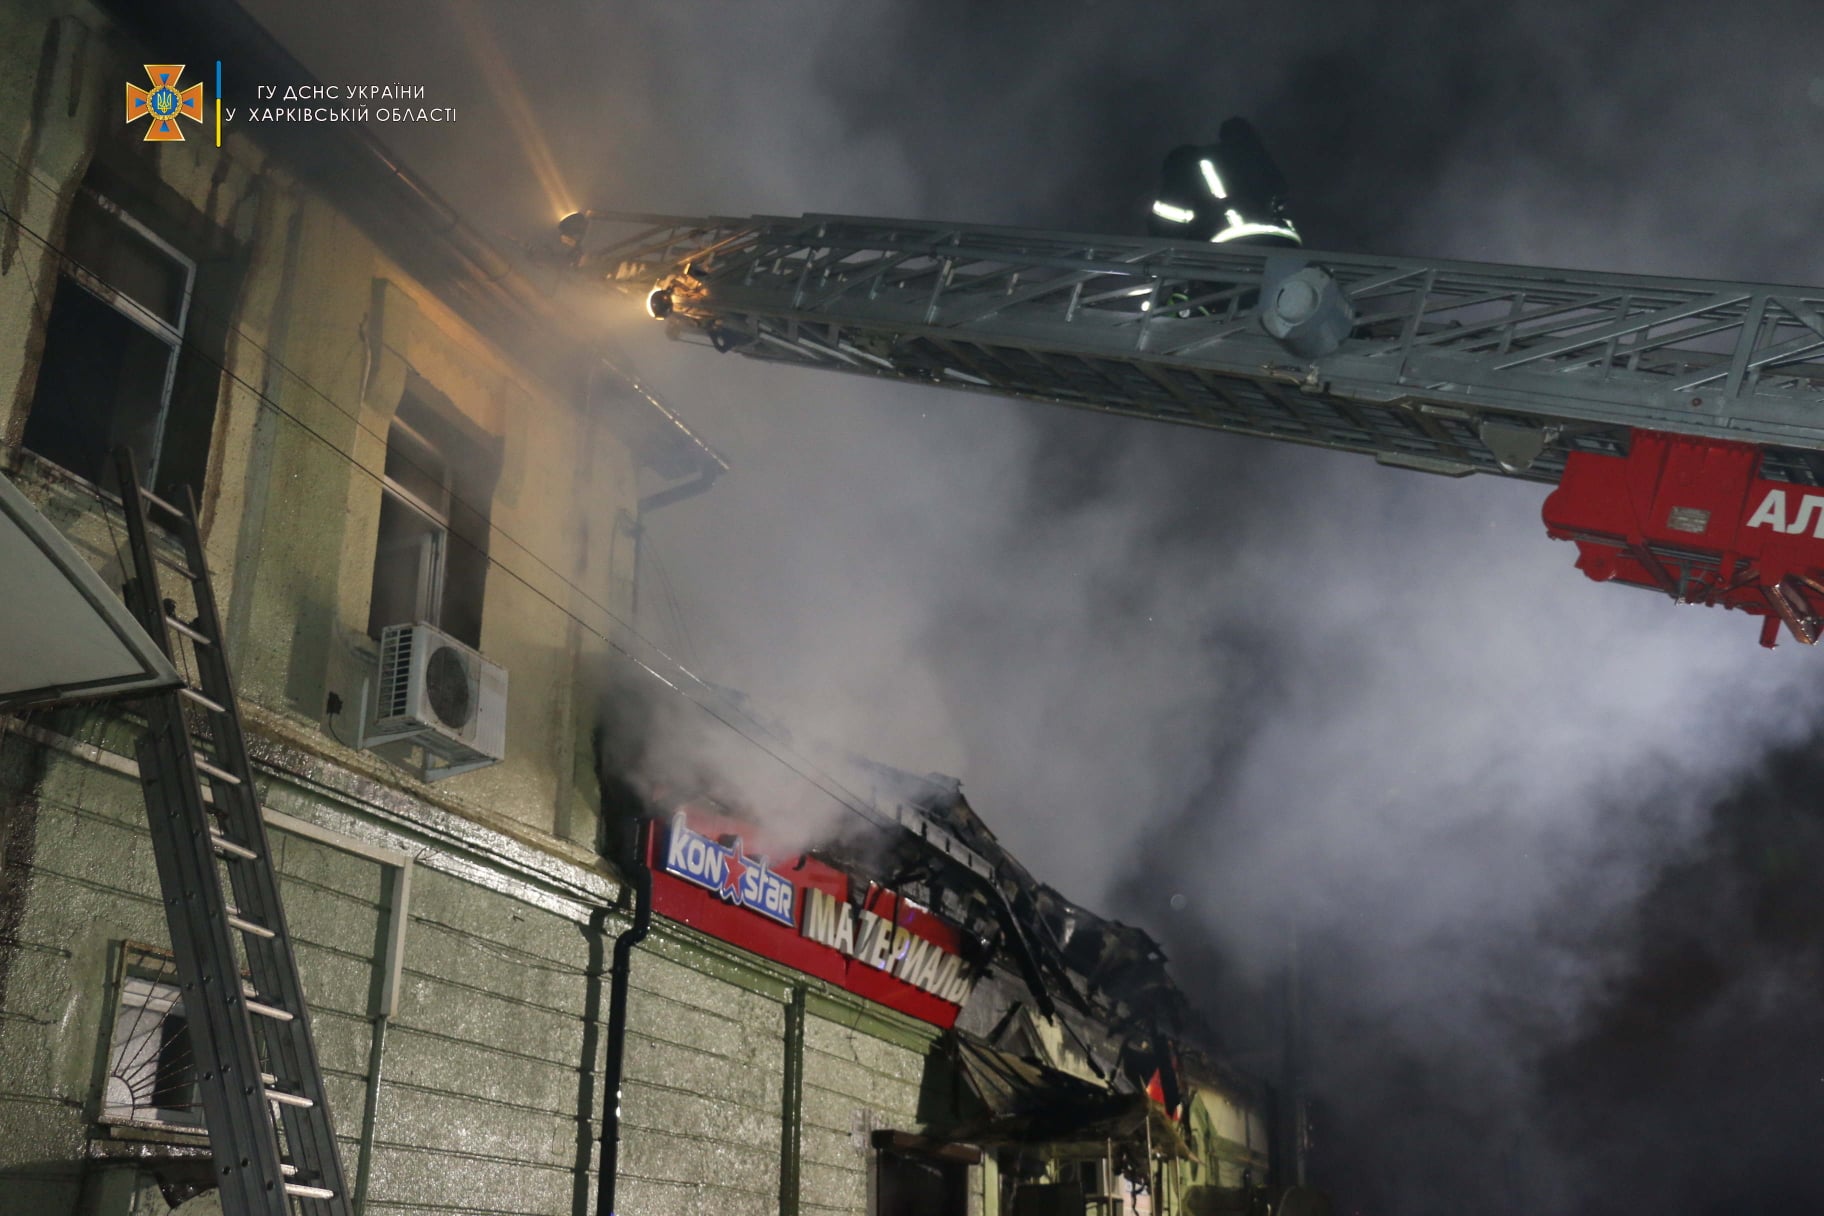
[[1145, 117, 1302, 248]]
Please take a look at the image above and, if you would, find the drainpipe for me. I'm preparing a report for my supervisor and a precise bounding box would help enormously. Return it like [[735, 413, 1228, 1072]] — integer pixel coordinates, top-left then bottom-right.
[[353, 858, 411, 1214], [779, 984, 807, 1216], [636, 465, 722, 516], [589, 356, 726, 637], [598, 817, 653, 1216], [621, 465, 722, 641], [351, 1020, 390, 1215]]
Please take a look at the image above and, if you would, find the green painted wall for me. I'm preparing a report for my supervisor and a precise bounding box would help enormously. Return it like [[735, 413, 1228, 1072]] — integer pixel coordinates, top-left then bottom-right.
[[0, 730, 954, 1216], [616, 948, 785, 1213], [0, 740, 383, 1213]]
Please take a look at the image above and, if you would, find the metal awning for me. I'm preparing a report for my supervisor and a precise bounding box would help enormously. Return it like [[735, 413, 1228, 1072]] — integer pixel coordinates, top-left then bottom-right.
[[948, 1036, 1192, 1160], [0, 469, 179, 710]]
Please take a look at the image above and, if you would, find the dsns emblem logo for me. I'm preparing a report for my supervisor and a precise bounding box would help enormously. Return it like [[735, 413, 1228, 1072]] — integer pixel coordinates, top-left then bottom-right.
[[126, 65, 202, 142]]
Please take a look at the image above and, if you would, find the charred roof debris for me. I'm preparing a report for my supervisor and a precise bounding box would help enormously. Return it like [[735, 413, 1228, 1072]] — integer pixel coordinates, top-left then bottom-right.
[[592, 667, 1284, 1198]]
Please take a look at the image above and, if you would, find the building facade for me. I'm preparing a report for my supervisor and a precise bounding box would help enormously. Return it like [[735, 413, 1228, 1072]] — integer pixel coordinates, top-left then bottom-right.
[[0, 2, 1280, 1214]]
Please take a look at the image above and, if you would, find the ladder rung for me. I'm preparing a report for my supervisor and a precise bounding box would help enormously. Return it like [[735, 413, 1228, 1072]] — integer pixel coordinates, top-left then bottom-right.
[[155, 551, 198, 582], [283, 1183, 335, 1201], [138, 486, 185, 519], [194, 757, 242, 786], [178, 685, 226, 714], [226, 911, 276, 940], [243, 996, 294, 1022], [264, 1086, 315, 1110], [165, 615, 213, 645], [209, 830, 258, 861]]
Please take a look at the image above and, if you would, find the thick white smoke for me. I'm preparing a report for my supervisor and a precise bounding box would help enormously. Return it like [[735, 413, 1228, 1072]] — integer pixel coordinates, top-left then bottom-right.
[[241, 1, 1824, 1207]]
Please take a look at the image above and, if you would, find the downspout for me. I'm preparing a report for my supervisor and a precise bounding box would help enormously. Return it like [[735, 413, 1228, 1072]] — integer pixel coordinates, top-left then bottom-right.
[[351, 1023, 390, 1215], [590, 356, 726, 635], [353, 857, 411, 1214], [622, 467, 721, 636], [598, 817, 653, 1216], [779, 984, 807, 1216], [636, 465, 722, 516]]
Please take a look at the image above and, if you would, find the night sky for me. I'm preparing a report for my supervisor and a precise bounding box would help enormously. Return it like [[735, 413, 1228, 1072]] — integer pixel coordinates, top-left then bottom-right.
[[240, 2, 1824, 1210]]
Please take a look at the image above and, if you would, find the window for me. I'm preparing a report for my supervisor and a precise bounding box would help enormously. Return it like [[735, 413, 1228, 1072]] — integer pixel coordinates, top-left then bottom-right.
[[1079, 1159, 1122, 1214], [367, 379, 496, 648], [21, 190, 195, 487], [100, 946, 203, 1132], [877, 1145, 970, 1216]]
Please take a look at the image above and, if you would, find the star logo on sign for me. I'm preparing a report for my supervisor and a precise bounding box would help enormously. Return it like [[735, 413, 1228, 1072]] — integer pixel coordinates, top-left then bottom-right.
[[126, 65, 203, 142], [718, 844, 748, 904]]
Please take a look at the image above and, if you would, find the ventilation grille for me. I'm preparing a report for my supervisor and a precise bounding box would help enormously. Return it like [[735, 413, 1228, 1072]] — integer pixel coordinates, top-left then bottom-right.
[[364, 622, 508, 777], [376, 625, 415, 721]]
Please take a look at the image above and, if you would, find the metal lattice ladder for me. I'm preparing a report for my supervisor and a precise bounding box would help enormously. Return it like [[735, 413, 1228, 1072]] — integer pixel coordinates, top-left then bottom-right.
[[113, 450, 351, 1216], [579, 211, 1824, 485]]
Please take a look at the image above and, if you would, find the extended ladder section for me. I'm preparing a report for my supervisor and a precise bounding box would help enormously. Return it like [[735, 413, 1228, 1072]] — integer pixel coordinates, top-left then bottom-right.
[[575, 211, 1824, 645], [579, 212, 1824, 485], [113, 451, 351, 1216]]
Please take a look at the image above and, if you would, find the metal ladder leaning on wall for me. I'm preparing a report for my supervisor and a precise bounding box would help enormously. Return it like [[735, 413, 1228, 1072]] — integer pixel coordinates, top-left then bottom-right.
[[113, 450, 352, 1216]]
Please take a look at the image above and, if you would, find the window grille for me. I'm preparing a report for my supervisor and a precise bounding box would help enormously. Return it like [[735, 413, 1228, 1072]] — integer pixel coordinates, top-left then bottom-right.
[[100, 945, 205, 1133]]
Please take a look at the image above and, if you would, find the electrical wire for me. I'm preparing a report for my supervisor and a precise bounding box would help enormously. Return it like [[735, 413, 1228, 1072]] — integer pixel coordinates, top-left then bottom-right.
[[641, 529, 700, 672], [0, 153, 899, 844]]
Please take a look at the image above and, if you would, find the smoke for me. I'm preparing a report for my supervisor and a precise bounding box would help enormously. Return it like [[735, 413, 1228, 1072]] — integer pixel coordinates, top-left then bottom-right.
[[591, 657, 863, 858], [241, 0, 1824, 1208]]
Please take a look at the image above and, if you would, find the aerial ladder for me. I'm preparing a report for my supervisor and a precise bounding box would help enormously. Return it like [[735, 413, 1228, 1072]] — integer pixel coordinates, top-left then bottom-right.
[[559, 203, 1824, 650]]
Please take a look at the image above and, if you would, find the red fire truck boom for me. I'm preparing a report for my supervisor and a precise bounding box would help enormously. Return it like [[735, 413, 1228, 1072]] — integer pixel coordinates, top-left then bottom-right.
[[1546, 430, 1824, 646]]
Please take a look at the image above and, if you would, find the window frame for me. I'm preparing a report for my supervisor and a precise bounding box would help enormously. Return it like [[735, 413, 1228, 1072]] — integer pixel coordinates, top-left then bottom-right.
[[51, 188, 197, 484], [376, 415, 454, 630], [368, 386, 496, 648]]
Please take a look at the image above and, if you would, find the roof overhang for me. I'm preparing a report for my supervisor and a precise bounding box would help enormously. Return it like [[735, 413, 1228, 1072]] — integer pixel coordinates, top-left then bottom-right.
[[0, 470, 179, 710], [948, 1036, 1193, 1160]]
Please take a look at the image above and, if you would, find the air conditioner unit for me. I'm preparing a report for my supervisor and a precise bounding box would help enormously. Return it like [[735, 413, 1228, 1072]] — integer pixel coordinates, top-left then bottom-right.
[[364, 622, 507, 781]]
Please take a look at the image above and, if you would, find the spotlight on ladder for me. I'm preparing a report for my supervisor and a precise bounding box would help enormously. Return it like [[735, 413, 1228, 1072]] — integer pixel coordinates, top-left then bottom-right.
[[1258, 256, 1354, 359]]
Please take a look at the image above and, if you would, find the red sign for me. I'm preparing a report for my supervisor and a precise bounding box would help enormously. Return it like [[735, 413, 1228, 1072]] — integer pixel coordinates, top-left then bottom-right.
[[646, 806, 977, 1028]]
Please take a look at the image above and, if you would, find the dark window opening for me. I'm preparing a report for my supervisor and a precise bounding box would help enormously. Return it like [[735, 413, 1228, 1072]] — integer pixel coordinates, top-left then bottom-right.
[[22, 191, 192, 487], [877, 1146, 969, 1216], [367, 378, 497, 649], [150, 1011, 194, 1111], [22, 280, 177, 484]]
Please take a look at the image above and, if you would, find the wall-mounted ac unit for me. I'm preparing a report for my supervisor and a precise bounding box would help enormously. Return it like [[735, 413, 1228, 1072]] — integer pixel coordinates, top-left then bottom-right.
[[364, 622, 507, 781]]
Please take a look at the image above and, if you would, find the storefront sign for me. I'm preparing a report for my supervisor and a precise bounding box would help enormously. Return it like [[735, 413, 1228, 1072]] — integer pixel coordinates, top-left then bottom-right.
[[799, 886, 975, 1005], [647, 807, 978, 1028], [662, 812, 796, 927]]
